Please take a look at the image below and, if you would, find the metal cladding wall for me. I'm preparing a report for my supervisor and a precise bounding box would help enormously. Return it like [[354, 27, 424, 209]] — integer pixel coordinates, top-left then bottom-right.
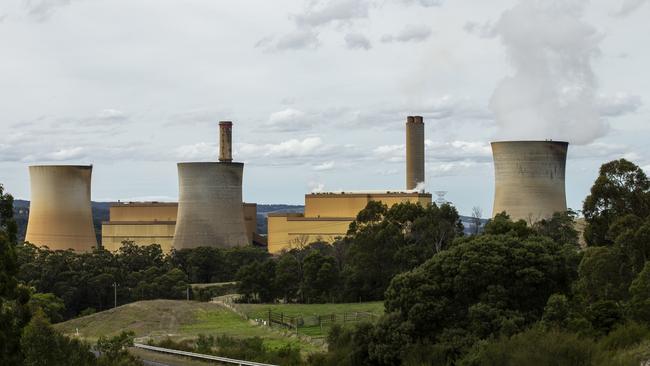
[[25, 165, 98, 252], [491, 141, 569, 222], [172, 162, 249, 249], [406, 116, 425, 190]]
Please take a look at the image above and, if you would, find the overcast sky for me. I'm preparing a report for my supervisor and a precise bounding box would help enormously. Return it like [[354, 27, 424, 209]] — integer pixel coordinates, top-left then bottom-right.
[[1, 0, 649, 216]]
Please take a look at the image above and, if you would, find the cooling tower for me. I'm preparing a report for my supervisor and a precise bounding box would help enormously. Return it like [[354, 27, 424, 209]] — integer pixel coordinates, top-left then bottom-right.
[[172, 162, 249, 249], [25, 165, 98, 252], [406, 116, 425, 190], [491, 141, 568, 222]]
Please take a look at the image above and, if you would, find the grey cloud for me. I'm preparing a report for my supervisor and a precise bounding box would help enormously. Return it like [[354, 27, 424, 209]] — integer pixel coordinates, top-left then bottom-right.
[[22, 146, 87, 162], [343, 96, 491, 129], [23, 0, 72, 21], [263, 108, 314, 132], [263, 29, 320, 52], [397, 0, 443, 7], [165, 108, 231, 126], [597, 93, 643, 117], [293, 0, 371, 27], [312, 161, 335, 171], [613, 0, 648, 17], [344, 33, 372, 50], [259, 0, 370, 52], [381, 25, 432, 43], [463, 21, 496, 38]]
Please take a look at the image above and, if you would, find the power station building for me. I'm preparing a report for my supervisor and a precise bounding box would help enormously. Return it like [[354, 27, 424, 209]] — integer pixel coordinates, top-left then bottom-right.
[[25, 165, 98, 252], [172, 122, 250, 249], [101, 201, 258, 253], [491, 140, 568, 222], [267, 116, 430, 254], [100, 121, 256, 252]]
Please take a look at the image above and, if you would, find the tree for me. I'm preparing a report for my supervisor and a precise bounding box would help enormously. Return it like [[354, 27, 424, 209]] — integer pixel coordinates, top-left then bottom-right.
[[542, 294, 570, 330], [0, 183, 30, 365], [29, 292, 66, 323], [236, 261, 277, 303], [575, 246, 631, 303], [302, 252, 339, 303], [275, 254, 301, 302], [21, 310, 95, 366], [376, 234, 579, 361], [471, 206, 483, 235], [342, 201, 463, 302], [483, 212, 534, 238], [457, 327, 635, 366], [96, 331, 143, 366], [583, 159, 650, 246], [629, 262, 650, 323], [533, 211, 580, 247]]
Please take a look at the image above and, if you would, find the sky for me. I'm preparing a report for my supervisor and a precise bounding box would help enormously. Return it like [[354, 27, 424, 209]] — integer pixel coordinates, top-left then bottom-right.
[[0, 0, 649, 216]]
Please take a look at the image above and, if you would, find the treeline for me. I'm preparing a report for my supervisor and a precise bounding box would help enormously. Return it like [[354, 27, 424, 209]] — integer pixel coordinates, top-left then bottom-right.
[[15, 242, 269, 319], [1, 184, 143, 365], [236, 201, 465, 303], [308, 159, 650, 365]]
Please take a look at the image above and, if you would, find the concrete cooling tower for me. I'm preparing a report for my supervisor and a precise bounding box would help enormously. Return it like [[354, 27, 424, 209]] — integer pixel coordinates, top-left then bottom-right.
[[491, 141, 568, 222], [171, 121, 249, 249], [25, 165, 98, 252], [406, 116, 425, 190]]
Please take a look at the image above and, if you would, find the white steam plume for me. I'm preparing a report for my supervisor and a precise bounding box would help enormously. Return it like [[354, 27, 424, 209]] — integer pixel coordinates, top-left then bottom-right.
[[490, 0, 606, 145]]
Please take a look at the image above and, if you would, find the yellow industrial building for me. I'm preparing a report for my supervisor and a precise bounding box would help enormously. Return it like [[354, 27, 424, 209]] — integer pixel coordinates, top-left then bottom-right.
[[102, 202, 258, 253], [267, 192, 431, 253], [267, 115, 430, 254]]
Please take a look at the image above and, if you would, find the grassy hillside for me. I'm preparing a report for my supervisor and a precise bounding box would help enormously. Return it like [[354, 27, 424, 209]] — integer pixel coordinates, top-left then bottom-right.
[[54, 300, 319, 352], [234, 301, 384, 338]]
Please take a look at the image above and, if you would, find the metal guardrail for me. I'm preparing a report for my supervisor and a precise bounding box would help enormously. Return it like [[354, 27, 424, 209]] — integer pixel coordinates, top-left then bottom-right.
[[133, 343, 278, 366]]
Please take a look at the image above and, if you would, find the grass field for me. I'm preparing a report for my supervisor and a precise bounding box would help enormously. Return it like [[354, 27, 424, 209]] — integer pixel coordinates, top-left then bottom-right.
[[235, 302, 385, 338], [237, 302, 384, 320], [54, 300, 321, 352]]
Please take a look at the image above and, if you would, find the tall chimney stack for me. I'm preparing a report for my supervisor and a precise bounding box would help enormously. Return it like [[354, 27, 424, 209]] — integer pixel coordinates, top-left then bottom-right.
[[219, 121, 233, 163], [406, 116, 425, 190]]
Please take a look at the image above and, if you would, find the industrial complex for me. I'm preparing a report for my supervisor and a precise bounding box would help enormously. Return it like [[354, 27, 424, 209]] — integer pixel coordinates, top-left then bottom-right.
[[101, 202, 259, 253], [266, 116, 431, 253], [20, 117, 571, 254]]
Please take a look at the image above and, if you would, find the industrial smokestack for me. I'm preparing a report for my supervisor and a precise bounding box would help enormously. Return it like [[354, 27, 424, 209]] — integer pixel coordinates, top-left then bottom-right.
[[219, 121, 233, 162], [491, 141, 568, 222], [406, 115, 425, 191], [25, 165, 98, 252], [172, 162, 249, 249]]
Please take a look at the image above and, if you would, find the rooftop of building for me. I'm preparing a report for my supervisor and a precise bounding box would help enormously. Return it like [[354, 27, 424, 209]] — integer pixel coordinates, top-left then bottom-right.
[[109, 201, 256, 207], [110, 202, 178, 208], [267, 212, 354, 220], [306, 190, 431, 197]]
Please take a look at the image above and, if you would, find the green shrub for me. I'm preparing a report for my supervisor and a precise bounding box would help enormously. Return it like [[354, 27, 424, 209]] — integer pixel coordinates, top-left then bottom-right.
[[599, 322, 650, 351], [458, 327, 636, 366]]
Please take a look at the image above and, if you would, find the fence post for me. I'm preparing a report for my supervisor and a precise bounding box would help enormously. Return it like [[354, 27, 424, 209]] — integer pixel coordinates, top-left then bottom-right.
[[319, 315, 322, 332], [281, 312, 284, 326], [268, 309, 271, 327]]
